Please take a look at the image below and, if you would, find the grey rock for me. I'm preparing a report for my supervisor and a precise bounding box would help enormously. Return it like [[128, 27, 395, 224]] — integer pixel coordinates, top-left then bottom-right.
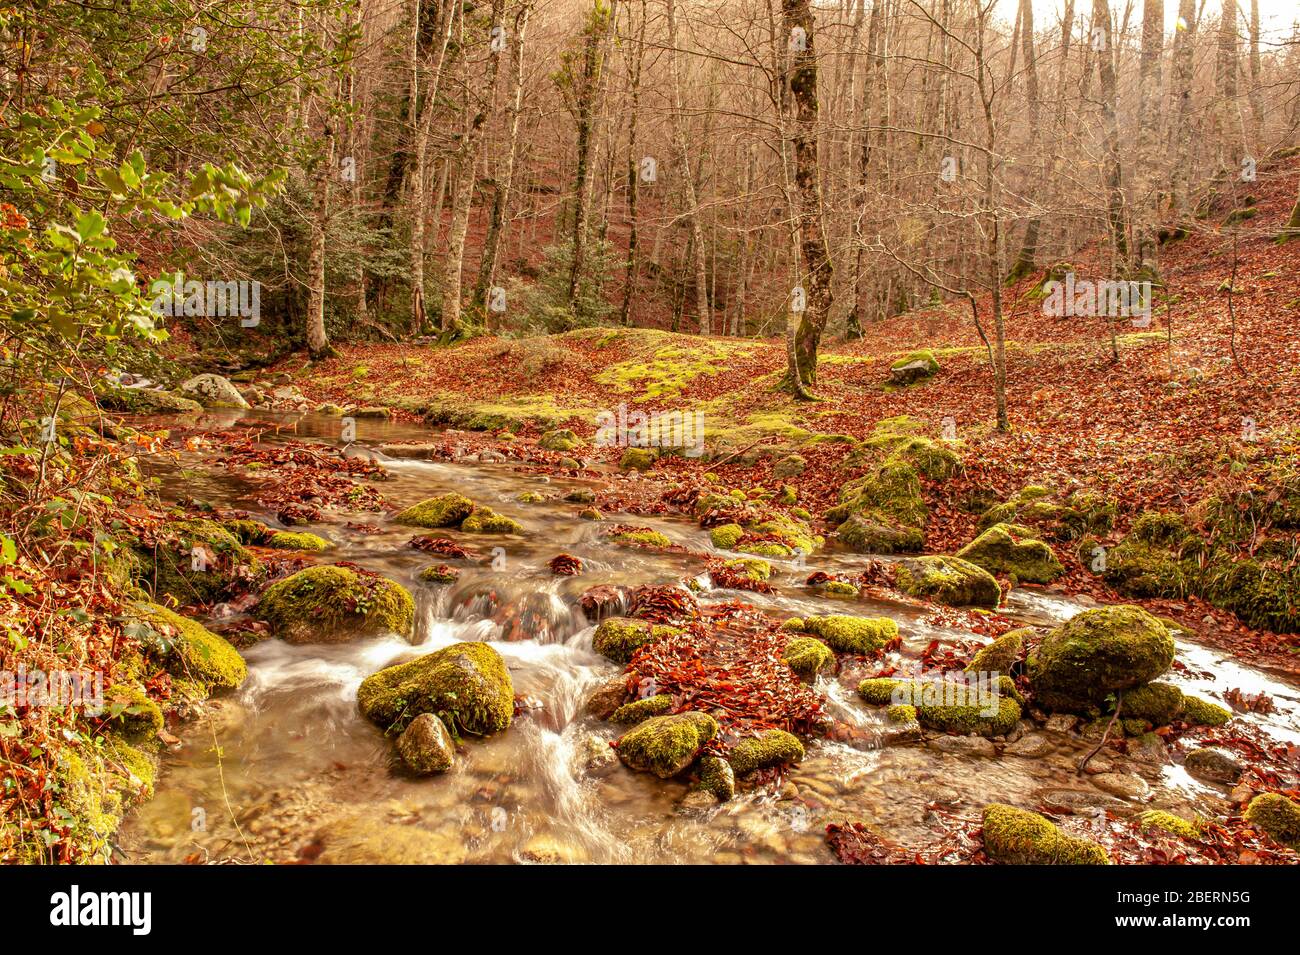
[[396, 713, 455, 775], [179, 373, 250, 409], [1184, 747, 1243, 785]]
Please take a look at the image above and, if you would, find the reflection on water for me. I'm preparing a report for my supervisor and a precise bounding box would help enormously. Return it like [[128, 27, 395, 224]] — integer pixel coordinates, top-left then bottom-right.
[[117, 412, 1299, 864]]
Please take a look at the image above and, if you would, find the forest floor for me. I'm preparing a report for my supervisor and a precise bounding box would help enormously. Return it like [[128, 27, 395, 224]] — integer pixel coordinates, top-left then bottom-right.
[[274, 154, 1300, 675]]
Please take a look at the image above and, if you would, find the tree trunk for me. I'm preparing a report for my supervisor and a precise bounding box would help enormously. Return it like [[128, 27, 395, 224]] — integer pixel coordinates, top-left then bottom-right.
[[565, 2, 611, 306], [846, 0, 884, 336], [1169, 0, 1197, 216], [1093, 0, 1127, 265], [306, 127, 334, 359], [1135, 0, 1164, 275], [666, 0, 712, 335], [441, 0, 507, 335], [620, 0, 647, 327], [1008, 0, 1042, 283]]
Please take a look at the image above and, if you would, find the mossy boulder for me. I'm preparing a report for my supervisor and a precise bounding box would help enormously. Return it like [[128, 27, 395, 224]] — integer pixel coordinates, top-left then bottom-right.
[[223, 518, 273, 544], [894, 555, 1001, 607], [131, 602, 247, 693], [256, 565, 415, 644], [1102, 511, 1196, 598], [392, 494, 475, 528], [981, 803, 1109, 864], [1243, 793, 1300, 849], [610, 694, 673, 724], [1180, 694, 1232, 727], [103, 683, 164, 741], [517, 490, 545, 504], [965, 629, 1026, 675], [720, 557, 771, 581], [1120, 681, 1185, 726], [179, 373, 250, 409], [461, 507, 524, 534], [99, 387, 203, 415], [781, 636, 834, 681], [609, 527, 672, 548], [955, 522, 1064, 583], [357, 641, 514, 736], [836, 511, 925, 555], [828, 460, 926, 551], [857, 677, 1021, 736], [615, 711, 718, 778], [727, 729, 804, 776], [266, 530, 332, 551], [1027, 606, 1175, 711], [592, 617, 682, 664], [1138, 810, 1200, 840], [978, 487, 1114, 542], [709, 523, 745, 550], [790, 614, 898, 654], [694, 755, 736, 801], [134, 518, 263, 604], [538, 428, 581, 452], [888, 350, 940, 385], [619, 447, 657, 471]]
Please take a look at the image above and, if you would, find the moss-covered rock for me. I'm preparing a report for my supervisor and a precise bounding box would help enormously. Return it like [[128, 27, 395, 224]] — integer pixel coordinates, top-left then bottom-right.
[[223, 518, 273, 545], [538, 428, 581, 452], [1138, 810, 1200, 840], [1103, 511, 1197, 598], [721, 557, 771, 581], [888, 350, 940, 385], [965, 629, 1026, 675], [131, 602, 247, 693], [894, 555, 1001, 607], [610, 694, 673, 724], [256, 565, 415, 644], [982, 803, 1110, 864], [266, 530, 332, 551], [418, 564, 461, 584], [134, 518, 264, 603], [829, 460, 927, 555], [978, 486, 1115, 542], [819, 579, 861, 598], [781, 636, 834, 681], [1027, 605, 1175, 711], [592, 617, 682, 664], [1120, 681, 1186, 726], [709, 523, 745, 550], [1243, 793, 1300, 849], [694, 755, 735, 801], [99, 387, 203, 415], [836, 510, 925, 555], [793, 614, 898, 654], [616, 711, 718, 778], [392, 493, 475, 528], [727, 729, 804, 777], [357, 641, 514, 736], [857, 677, 1022, 736], [619, 447, 657, 471], [460, 507, 524, 534], [955, 522, 1064, 583], [517, 490, 545, 504], [609, 527, 672, 548], [1180, 694, 1232, 727]]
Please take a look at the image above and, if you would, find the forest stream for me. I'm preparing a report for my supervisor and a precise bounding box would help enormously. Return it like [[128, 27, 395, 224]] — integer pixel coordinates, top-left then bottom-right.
[[115, 412, 1300, 865]]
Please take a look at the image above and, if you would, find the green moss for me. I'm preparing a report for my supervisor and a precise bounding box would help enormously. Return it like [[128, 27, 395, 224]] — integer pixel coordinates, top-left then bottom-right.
[[695, 755, 736, 801], [592, 617, 682, 664], [1120, 682, 1185, 726], [1027, 606, 1175, 711], [836, 511, 925, 554], [538, 428, 581, 452], [103, 683, 163, 741], [1201, 555, 1300, 635], [1180, 694, 1232, 727], [131, 602, 247, 693], [828, 460, 926, 528], [966, 630, 1026, 674], [517, 491, 545, 503], [460, 507, 524, 534], [982, 803, 1110, 864], [1103, 512, 1196, 598], [1138, 810, 1200, 840], [579, 507, 602, 520], [223, 518, 272, 544], [821, 580, 860, 597], [1243, 793, 1300, 849], [616, 712, 719, 778], [738, 542, 792, 558], [392, 493, 476, 528], [266, 531, 332, 551], [134, 518, 264, 603], [798, 614, 898, 654], [418, 564, 460, 584], [256, 565, 415, 644], [886, 703, 918, 724], [956, 522, 1064, 583], [894, 555, 1001, 607], [99, 387, 203, 415], [888, 349, 941, 384], [356, 641, 514, 736], [727, 729, 804, 776], [609, 527, 672, 548], [722, 557, 771, 581], [610, 694, 673, 724], [619, 447, 657, 471], [859, 678, 1022, 736], [781, 636, 834, 680]]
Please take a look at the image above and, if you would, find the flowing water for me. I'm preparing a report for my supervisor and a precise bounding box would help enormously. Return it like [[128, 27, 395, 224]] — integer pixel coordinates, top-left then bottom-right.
[[117, 411, 1300, 864]]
